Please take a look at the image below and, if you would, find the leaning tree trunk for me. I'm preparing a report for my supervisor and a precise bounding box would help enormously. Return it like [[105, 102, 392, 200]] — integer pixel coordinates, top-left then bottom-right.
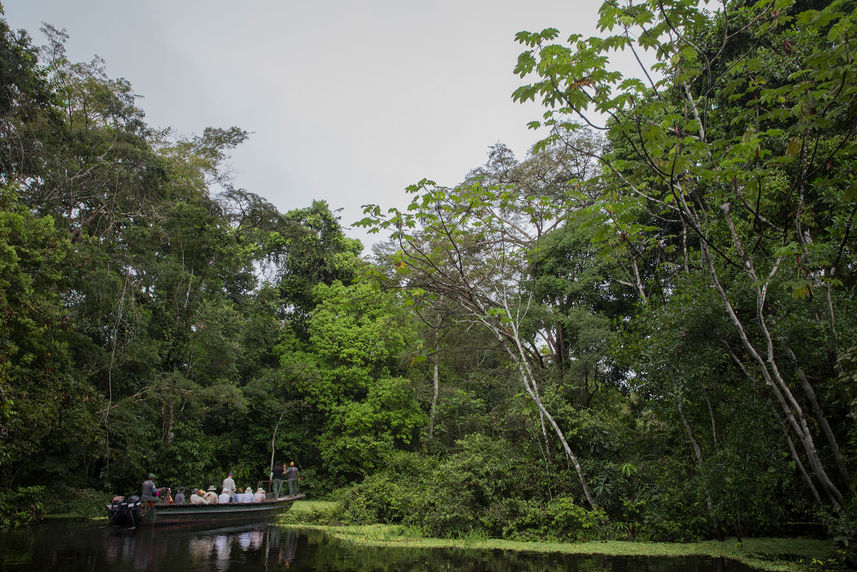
[[428, 313, 442, 439], [698, 229, 844, 511], [428, 358, 439, 439], [784, 345, 849, 485], [487, 311, 597, 510], [725, 339, 829, 510]]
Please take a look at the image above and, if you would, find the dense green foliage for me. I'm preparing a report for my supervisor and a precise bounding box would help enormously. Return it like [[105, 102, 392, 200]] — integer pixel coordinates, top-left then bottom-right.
[[0, 0, 855, 565], [506, 0, 857, 549]]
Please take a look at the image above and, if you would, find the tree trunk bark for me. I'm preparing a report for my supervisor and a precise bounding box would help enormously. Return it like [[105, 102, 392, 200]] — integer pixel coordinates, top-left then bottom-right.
[[784, 345, 849, 485], [270, 409, 286, 476], [492, 318, 597, 510], [699, 237, 844, 509], [702, 388, 718, 449], [428, 357, 439, 439]]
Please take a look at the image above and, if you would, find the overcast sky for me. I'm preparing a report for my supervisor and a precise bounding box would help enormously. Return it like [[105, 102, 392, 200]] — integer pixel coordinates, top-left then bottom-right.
[[4, 0, 608, 251]]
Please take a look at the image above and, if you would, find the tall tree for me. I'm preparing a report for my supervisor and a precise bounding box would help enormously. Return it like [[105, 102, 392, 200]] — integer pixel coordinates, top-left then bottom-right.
[[513, 0, 857, 516], [274, 200, 363, 338], [359, 139, 614, 509]]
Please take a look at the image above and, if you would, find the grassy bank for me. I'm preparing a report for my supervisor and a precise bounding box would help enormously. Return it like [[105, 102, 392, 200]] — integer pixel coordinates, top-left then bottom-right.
[[278, 501, 837, 572]]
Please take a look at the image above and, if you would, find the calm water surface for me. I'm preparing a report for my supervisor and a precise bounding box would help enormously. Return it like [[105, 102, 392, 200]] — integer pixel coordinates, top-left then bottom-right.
[[0, 520, 759, 571]]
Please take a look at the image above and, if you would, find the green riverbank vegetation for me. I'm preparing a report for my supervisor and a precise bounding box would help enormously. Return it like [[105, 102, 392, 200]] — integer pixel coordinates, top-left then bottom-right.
[[279, 501, 836, 571], [1, 0, 855, 568]]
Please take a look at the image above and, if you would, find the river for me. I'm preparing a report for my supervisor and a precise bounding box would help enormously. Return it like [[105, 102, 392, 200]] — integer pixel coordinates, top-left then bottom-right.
[[0, 520, 759, 571]]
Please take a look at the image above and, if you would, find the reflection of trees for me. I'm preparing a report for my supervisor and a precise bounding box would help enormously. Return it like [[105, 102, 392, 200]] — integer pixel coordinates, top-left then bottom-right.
[[6, 523, 745, 571]]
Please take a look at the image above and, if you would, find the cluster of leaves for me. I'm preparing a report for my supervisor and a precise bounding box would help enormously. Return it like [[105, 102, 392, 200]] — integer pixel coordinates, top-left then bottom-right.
[[334, 441, 608, 541], [40, 486, 113, 520], [354, 0, 857, 555], [0, 7, 423, 506], [507, 0, 857, 559], [0, 486, 45, 527]]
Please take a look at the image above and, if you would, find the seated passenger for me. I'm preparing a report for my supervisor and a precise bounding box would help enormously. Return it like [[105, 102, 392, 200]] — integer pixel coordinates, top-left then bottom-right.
[[254, 487, 266, 503], [218, 487, 232, 504], [174, 487, 186, 504], [241, 486, 253, 503], [190, 488, 206, 504], [204, 485, 218, 504]]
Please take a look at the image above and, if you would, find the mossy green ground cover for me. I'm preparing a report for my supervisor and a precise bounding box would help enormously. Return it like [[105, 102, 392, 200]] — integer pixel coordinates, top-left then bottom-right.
[[279, 501, 837, 571]]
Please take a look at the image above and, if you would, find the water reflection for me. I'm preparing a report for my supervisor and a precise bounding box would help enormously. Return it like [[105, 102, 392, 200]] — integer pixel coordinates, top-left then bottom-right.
[[0, 520, 757, 571], [273, 528, 298, 567]]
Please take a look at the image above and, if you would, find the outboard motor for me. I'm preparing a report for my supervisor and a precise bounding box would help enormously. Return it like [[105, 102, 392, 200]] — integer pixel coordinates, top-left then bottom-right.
[[107, 494, 144, 527]]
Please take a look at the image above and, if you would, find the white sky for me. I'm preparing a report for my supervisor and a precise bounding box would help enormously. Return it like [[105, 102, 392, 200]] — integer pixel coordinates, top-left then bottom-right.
[[4, 0, 610, 251]]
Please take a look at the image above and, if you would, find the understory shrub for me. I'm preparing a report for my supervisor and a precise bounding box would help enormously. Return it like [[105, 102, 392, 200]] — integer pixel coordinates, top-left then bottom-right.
[[42, 486, 113, 520], [543, 496, 607, 541], [278, 501, 342, 525], [334, 437, 609, 541], [827, 496, 857, 568], [0, 486, 46, 526]]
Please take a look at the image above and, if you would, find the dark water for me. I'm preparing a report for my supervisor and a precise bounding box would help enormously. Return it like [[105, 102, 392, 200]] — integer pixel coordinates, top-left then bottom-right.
[[0, 520, 759, 571]]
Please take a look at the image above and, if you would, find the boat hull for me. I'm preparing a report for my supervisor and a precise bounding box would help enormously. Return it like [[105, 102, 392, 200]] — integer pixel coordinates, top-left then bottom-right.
[[107, 495, 303, 527]]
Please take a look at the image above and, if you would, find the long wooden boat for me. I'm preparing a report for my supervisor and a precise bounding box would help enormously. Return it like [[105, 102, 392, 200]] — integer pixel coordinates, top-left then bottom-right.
[[106, 494, 304, 527]]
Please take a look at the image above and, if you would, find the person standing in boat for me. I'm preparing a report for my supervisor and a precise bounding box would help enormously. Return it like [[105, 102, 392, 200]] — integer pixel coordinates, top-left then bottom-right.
[[222, 471, 236, 496], [271, 462, 285, 498], [287, 462, 300, 497], [141, 473, 158, 501]]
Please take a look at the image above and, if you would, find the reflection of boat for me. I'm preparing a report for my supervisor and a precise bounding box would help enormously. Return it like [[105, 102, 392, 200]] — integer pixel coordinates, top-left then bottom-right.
[[106, 494, 304, 527]]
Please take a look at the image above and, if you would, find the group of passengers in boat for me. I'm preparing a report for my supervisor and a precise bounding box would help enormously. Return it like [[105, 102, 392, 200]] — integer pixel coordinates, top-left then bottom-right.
[[178, 484, 265, 504], [141, 464, 299, 505]]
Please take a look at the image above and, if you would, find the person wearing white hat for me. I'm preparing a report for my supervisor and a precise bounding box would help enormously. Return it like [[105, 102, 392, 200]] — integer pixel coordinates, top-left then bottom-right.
[[204, 485, 219, 504], [254, 487, 265, 503]]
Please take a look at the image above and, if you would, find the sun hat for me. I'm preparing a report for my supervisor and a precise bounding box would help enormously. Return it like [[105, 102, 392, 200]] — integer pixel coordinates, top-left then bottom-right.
[[256, 487, 265, 494], [207, 485, 217, 492]]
